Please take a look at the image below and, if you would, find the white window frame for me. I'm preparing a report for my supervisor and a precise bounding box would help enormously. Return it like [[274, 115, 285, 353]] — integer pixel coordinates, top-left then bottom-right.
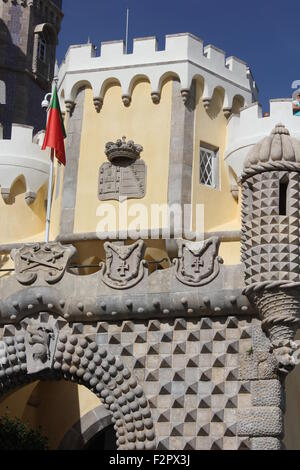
[[37, 35, 47, 63], [199, 144, 219, 189]]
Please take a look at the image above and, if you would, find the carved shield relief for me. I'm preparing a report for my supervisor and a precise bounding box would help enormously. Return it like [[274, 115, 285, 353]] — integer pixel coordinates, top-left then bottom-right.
[[174, 237, 223, 287], [11, 243, 77, 285], [100, 240, 146, 289], [98, 161, 146, 201]]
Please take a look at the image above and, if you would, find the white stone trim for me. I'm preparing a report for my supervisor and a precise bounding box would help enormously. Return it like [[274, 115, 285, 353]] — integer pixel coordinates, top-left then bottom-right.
[[225, 100, 300, 179], [0, 124, 50, 204], [57, 33, 257, 109]]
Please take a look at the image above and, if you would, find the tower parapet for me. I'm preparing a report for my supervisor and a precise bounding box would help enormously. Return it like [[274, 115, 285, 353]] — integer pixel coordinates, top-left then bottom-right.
[[0, 124, 50, 204], [241, 124, 300, 375], [58, 33, 257, 113]]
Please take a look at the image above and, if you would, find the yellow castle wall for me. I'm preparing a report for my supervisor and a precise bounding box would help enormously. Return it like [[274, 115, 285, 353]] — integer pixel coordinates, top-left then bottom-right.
[[0, 180, 47, 245], [73, 79, 173, 235], [0, 381, 102, 450], [192, 82, 241, 265]]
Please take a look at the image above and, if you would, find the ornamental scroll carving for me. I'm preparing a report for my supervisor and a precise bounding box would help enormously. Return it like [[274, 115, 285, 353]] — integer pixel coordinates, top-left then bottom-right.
[[11, 243, 77, 286], [99, 240, 147, 289], [174, 237, 223, 287]]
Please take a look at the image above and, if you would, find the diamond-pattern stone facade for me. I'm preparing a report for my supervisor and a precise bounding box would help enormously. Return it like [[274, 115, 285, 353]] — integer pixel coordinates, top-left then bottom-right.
[[0, 313, 284, 450], [72, 315, 282, 450], [241, 171, 300, 285]]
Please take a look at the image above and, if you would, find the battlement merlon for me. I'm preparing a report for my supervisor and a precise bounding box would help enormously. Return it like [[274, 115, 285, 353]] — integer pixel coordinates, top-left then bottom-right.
[[58, 33, 258, 108], [0, 124, 50, 205], [225, 99, 300, 179]]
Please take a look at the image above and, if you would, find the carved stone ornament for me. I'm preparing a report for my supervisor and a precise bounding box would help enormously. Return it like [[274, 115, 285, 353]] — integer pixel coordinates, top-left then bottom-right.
[[23, 315, 59, 374], [174, 237, 223, 287], [99, 240, 147, 289], [11, 243, 77, 286], [99, 161, 146, 201], [99, 137, 146, 201]]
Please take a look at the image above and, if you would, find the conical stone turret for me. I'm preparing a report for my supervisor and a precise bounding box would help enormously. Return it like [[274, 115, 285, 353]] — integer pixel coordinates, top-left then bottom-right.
[[241, 124, 300, 374]]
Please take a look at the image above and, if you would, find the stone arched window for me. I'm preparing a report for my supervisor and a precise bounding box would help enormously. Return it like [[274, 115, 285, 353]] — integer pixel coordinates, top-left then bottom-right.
[[32, 23, 57, 82]]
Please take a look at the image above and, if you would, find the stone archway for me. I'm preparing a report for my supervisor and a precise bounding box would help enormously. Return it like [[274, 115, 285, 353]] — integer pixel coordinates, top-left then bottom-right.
[[59, 405, 115, 450], [0, 313, 156, 451]]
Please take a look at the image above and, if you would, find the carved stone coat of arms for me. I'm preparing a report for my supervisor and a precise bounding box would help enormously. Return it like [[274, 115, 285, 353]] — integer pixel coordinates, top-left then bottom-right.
[[174, 237, 223, 287], [100, 240, 146, 289], [11, 243, 77, 285]]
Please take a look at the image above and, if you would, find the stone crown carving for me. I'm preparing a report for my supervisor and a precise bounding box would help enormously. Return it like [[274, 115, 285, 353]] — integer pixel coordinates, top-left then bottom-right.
[[105, 137, 143, 163]]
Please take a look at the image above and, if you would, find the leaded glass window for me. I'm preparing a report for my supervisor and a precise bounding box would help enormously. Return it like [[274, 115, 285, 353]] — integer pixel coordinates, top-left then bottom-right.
[[200, 146, 219, 188]]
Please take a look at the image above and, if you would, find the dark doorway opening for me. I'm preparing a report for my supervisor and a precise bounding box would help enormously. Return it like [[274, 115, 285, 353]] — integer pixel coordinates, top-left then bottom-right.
[[83, 424, 117, 450], [279, 179, 289, 216]]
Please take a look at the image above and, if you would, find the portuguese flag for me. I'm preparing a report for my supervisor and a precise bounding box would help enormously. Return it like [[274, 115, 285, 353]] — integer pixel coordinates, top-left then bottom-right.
[[42, 86, 66, 166]]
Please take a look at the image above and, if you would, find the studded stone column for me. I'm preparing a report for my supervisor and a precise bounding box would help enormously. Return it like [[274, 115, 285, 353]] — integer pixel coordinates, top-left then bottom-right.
[[240, 124, 300, 448], [241, 124, 300, 375]]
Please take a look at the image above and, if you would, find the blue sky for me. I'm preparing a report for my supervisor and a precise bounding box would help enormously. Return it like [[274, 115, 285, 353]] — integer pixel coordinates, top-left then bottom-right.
[[57, 0, 300, 112]]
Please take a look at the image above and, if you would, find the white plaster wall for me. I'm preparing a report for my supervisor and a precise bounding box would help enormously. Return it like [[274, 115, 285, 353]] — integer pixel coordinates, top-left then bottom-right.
[[225, 99, 300, 178]]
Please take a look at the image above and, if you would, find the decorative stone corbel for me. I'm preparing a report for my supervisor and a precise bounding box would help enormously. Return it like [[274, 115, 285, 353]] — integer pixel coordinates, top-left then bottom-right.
[[1, 188, 10, 203], [223, 107, 232, 119], [181, 89, 190, 104], [65, 100, 75, 115], [25, 191, 37, 205], [203, 98, 211, 110], [122, 95, 131, 107], [247, 287, 300, 375], [93, 97, 103, 113], [151, 92, 160, 104]]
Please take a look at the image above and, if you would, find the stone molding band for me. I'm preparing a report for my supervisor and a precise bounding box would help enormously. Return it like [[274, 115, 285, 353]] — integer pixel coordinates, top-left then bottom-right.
[[240, 161, 300, 183]]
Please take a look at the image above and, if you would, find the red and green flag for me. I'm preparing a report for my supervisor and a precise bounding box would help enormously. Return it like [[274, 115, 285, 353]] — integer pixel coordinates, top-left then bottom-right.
[[42, 86, 66, 166]]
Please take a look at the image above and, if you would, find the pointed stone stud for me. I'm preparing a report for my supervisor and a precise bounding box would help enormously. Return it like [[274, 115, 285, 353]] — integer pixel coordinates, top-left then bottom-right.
[[203, 98, 211, 110], [65, 100, 75, 114]]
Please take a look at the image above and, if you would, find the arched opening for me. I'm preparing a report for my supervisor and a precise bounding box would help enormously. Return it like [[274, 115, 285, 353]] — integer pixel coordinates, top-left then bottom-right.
[[33, 23, 57, 82], [0, 381, 116, 450], [83, 425, 116, 450], [0, 316, 156, 450]]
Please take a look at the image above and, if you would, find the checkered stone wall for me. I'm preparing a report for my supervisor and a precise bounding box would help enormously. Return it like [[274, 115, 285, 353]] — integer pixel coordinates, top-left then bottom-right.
[[84, 314, 284, 450]]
